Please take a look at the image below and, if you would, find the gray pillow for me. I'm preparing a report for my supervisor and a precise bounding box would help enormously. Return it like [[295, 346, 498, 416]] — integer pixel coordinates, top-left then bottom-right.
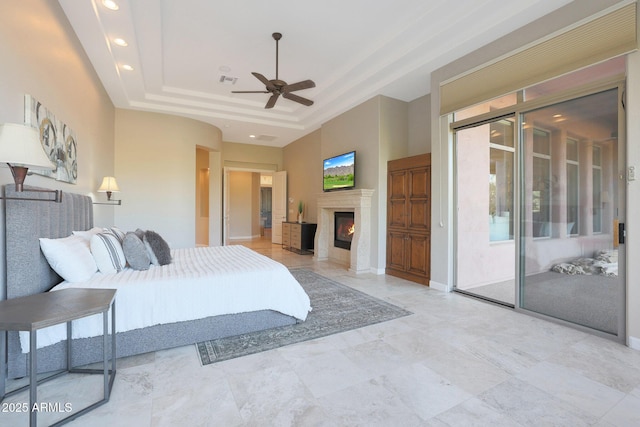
[[134, 228, 145, 240], [143, 230, 172, 266], [122, 232, 151, 271]]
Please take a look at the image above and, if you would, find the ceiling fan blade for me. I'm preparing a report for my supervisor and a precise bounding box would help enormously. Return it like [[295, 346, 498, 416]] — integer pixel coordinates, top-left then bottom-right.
[[252, 72, 276, 91], [231, 90, 270, 93], [283, 79, 315, 93], [265, 93, 280, 109], [283, 92, 313, 106]]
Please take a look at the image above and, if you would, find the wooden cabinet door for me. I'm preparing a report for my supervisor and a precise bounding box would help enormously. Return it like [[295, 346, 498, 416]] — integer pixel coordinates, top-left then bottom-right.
[[388, 170, 408, 228], [386, 231, 407, 272], [406, 233, 430, 278], [408, 166, 430, 232], [386, 154, 431, 285]]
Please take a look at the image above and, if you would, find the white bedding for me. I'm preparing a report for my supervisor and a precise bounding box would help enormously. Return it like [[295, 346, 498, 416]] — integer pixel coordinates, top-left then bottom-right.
[[20, 245, 311, 353]]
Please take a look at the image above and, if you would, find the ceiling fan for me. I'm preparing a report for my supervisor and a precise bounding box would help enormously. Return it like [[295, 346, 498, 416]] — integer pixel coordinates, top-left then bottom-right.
[[232, 32, 315, 109]]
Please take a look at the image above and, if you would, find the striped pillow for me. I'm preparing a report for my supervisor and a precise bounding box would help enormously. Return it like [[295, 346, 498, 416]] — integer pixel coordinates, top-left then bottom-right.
[[90, 232, 126, 274], [103, 226, 126, 244]]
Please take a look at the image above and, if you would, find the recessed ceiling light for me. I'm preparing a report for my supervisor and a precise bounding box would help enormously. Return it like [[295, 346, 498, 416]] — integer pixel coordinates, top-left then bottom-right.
[[249, 135, 256, 138], [122, 64, 134, 71], [113, 38, 128, 47], [553, 114, 563, 118], [102, 0, 119, 11]]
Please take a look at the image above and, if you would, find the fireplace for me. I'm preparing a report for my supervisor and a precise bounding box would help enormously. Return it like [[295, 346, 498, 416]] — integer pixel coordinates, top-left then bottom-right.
[[315, 188, 373, 273], [334, 212, 355, 250]]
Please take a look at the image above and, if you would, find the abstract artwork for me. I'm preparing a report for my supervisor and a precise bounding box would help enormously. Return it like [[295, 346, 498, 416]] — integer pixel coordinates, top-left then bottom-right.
[[24, 94, 78, 184]]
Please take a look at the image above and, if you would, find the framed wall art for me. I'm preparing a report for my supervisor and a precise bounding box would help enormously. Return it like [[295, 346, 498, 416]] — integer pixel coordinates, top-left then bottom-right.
[[24, 94, 78, 184]]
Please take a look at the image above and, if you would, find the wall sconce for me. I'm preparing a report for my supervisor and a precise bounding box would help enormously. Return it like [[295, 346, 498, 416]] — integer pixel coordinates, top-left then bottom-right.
[[95, 176, 121, 205], [0, 123, 62, 202]]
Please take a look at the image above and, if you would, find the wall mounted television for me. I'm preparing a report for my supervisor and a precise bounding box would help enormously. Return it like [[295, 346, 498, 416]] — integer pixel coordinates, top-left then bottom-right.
[[323, 150, 356, 192]]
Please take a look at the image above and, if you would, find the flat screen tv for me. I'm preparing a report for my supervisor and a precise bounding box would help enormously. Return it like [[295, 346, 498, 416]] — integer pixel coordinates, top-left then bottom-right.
[[323, 151, 355, 192]]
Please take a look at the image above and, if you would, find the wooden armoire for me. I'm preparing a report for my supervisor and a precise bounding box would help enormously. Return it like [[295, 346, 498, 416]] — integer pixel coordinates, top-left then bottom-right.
[[386, 153, 431, 285]]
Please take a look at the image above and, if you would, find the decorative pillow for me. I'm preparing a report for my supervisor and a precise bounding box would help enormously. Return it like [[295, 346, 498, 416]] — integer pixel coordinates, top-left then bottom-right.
[[39, 235, 97, 282], [143, 230, 172, 266], [90, 232, 127, 274], [134, 228, 145, 240], [72, 227, 104, 242], [103, 226, 126, 244], [122, 232, 151, 271]]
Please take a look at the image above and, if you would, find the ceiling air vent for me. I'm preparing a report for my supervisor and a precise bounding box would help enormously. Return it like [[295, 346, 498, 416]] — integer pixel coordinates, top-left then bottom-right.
[[219, 75, 238, 85], [256, 135, 277, 142]]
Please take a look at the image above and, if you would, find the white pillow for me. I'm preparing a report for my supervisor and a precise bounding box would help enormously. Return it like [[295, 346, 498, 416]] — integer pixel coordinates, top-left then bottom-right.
[[90, 232, 126, 274], [39, 235, 97, 282], [72, 227, 104, 242]]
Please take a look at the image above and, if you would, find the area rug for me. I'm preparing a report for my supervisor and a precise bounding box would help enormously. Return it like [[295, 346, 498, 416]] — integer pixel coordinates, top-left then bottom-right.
[[196, 269, 412, 365]]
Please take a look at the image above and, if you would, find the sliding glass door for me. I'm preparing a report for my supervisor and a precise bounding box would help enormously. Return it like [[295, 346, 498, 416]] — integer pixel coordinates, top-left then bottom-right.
[[454, 116, 516, 306], [520, 88, 624, 335], [453, 82, 625, 339]]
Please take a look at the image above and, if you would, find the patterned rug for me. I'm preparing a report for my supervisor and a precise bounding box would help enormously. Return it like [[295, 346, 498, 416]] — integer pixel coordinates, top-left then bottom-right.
[[196, 269, 412, 365]]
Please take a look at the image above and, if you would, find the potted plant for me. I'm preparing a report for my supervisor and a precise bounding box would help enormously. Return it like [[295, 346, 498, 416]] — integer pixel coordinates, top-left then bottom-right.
[[297, 200, 304, 223]]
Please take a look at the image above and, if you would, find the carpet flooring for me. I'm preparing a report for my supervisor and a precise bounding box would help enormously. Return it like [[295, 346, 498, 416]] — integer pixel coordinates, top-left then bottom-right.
[[521, 270, 618, 334], [197, 269, 412, 365], [462, 272, 619, 334]]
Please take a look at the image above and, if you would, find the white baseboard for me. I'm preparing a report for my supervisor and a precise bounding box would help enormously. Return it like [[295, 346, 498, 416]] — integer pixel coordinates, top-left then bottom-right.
[[629, 335, 640, 351], [228, 234, 260, 241], [429, 280, 450, 292]]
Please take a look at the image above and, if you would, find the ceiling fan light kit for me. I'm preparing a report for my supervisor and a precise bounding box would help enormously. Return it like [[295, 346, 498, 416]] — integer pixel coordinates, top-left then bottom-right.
[[232, 32, 315, 109]]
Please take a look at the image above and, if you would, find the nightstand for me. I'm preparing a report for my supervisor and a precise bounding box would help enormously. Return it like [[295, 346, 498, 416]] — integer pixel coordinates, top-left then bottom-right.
[[0, 288, 116, 427]]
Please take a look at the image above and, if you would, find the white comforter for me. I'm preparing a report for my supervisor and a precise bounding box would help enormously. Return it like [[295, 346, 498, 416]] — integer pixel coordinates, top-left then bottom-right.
[[20, 245, 311, 353]]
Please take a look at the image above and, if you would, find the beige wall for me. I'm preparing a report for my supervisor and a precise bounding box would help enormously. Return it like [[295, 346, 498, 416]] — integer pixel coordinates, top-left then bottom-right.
[[301, 95, 413, 272], [0, 0, 115, 299], [114, 109, 222, 249], [222, 141, 283, 171], [408, 94, 431, 155], [283, 129, 321, 223], [284, 96, 430, 272], [321, 97, 381, 270], [0, 0, 115, 221]]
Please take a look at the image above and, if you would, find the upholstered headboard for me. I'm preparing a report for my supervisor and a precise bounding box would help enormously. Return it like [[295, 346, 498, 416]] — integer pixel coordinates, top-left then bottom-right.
[[4, 184, 93, 299]]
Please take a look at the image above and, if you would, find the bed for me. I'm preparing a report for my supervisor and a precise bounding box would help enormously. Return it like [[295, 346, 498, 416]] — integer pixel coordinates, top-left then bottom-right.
[[2, 185, 311, 380]]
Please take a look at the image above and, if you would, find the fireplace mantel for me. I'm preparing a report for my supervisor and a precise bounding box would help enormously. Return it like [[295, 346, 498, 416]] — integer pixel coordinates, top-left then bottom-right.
[[314, 189, 374, 273]]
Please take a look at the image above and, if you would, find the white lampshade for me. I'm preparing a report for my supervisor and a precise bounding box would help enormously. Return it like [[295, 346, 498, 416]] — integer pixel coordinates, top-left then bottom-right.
[[98, 176, 120, 193], [0, 123, 55, 170]]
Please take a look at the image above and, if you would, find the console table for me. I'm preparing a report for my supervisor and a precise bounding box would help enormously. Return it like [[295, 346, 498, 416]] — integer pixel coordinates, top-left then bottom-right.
[[0, 288, 116, 427]]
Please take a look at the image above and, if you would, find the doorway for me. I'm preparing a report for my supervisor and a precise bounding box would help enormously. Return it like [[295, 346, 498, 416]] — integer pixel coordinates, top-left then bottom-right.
[[260, 185, 273, 239], [223, 167, 286, 245], [196, 147, 210, 246]]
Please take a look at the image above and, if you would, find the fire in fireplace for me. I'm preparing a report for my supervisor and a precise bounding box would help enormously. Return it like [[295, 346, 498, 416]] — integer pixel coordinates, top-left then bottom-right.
[[334, 212, 355, 250]]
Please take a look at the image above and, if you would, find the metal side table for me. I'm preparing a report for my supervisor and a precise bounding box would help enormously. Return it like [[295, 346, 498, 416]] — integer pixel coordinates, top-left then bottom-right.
[[0, 288, 116, 427]]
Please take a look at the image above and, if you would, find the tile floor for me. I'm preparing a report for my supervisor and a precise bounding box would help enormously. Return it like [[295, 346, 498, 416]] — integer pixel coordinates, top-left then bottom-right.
[[2, 238, 639, 426]]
